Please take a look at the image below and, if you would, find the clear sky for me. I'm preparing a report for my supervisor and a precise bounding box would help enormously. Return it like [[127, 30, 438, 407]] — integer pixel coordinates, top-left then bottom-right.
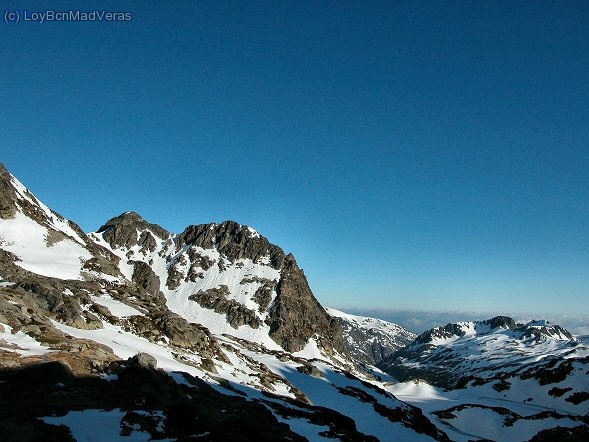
[[2, 1, 588, 315]]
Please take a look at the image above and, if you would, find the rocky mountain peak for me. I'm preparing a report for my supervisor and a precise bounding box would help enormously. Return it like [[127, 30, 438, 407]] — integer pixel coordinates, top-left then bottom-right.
[[518, 320, 574, 341], [97, 211, 170, 250], [326, 308, 417, 366], [89, 209, 348, 356], [412, 321, 471, 345], [178, 220, 286, 269], [481, 315, 518, 330]]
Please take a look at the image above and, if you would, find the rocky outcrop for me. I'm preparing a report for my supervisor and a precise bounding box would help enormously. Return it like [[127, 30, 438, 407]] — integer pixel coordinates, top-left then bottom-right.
[[0, 163, 18, 219], [412, 322, 473, 346], [124, 310, 228, 362], [131, 261, 162, 297], [166, 265, 184, 290], [482, 315, 517, 330], [179, 221, 286, 269], [97, 211, 169, 249], [327, 309, 416, 366], [0, 357, 306, 442], [188, 285, 261, 329], [252, 281, 275, 312], [9, 280, 101, 330], [267, 254, 347, 354]]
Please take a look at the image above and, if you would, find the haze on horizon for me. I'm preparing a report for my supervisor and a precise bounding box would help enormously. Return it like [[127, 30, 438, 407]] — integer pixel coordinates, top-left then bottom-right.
[[2, 1, 588, 317]]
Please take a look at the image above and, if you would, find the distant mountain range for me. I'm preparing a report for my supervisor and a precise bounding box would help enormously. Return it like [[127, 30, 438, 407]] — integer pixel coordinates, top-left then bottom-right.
[[326, 307, 416, 366], [380, 317, 589, 440], [0, 162, 587, 441]]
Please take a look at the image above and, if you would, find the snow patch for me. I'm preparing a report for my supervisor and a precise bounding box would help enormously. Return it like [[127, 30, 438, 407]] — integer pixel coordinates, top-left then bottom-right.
[[90, 294, 145, 318], [0, 323, 52, 356], [41, 409, 171, 442], [0, 211, 91, 279]]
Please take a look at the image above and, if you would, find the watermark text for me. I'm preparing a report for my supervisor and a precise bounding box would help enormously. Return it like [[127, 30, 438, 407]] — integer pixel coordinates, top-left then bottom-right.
[[4, 9, 132, 24]]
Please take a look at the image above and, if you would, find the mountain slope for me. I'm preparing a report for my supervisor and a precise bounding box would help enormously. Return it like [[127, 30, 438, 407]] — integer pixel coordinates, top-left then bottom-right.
[[379, 316, 585, 389], [0, 165, 122, 282], [379, 316, 589, 440], [326, 307, 416, 366], [89, 211, 347, 356], [0, 163, 447, 441]]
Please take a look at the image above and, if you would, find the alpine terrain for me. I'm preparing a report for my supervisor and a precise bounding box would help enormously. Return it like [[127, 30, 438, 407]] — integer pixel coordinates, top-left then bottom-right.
[[326, 307, 416, 366], [0, 162, 587, 441], [0, 163, 444, 441], [380, 317, 589, 441]]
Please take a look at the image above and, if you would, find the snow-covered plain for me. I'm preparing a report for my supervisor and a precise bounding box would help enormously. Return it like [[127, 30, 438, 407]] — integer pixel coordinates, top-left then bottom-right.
[[388, 379, 587, 442]]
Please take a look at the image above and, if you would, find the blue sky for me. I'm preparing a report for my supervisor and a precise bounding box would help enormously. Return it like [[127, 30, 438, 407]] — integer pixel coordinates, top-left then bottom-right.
[[2, 1, 588, 315]]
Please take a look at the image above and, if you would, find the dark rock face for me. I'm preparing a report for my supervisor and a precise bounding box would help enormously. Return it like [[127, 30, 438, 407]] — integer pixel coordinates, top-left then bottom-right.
[[330, 312, 416, 366], [520, 357, 579, 386], [189, 285, 261, 329], [529, 425, 589, 442], [483, 315, 517, 330], [97, 211, 170, 249], [138, 230, 157, 253], [185, 247, 214, 282], [132, 261, 161, 296], [413, 322, 469, 345], [188, 247, 214, 270], [179, 221, 286, 269], [252, 281, 275, 312], [267, 255, 347, 354], [166, 265, 184, 290], [0, 163, 18, 219]]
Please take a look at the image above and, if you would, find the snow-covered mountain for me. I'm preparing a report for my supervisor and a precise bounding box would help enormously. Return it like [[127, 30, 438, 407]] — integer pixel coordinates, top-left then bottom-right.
[[380, 316, 583, 388], [88, 210, 347, 356], [2, 162, 588, 441], [379, 317, 589, 441], [0, 163, 447, 441], [326, 307, 416, 366], [0, 165, 123, 283]]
